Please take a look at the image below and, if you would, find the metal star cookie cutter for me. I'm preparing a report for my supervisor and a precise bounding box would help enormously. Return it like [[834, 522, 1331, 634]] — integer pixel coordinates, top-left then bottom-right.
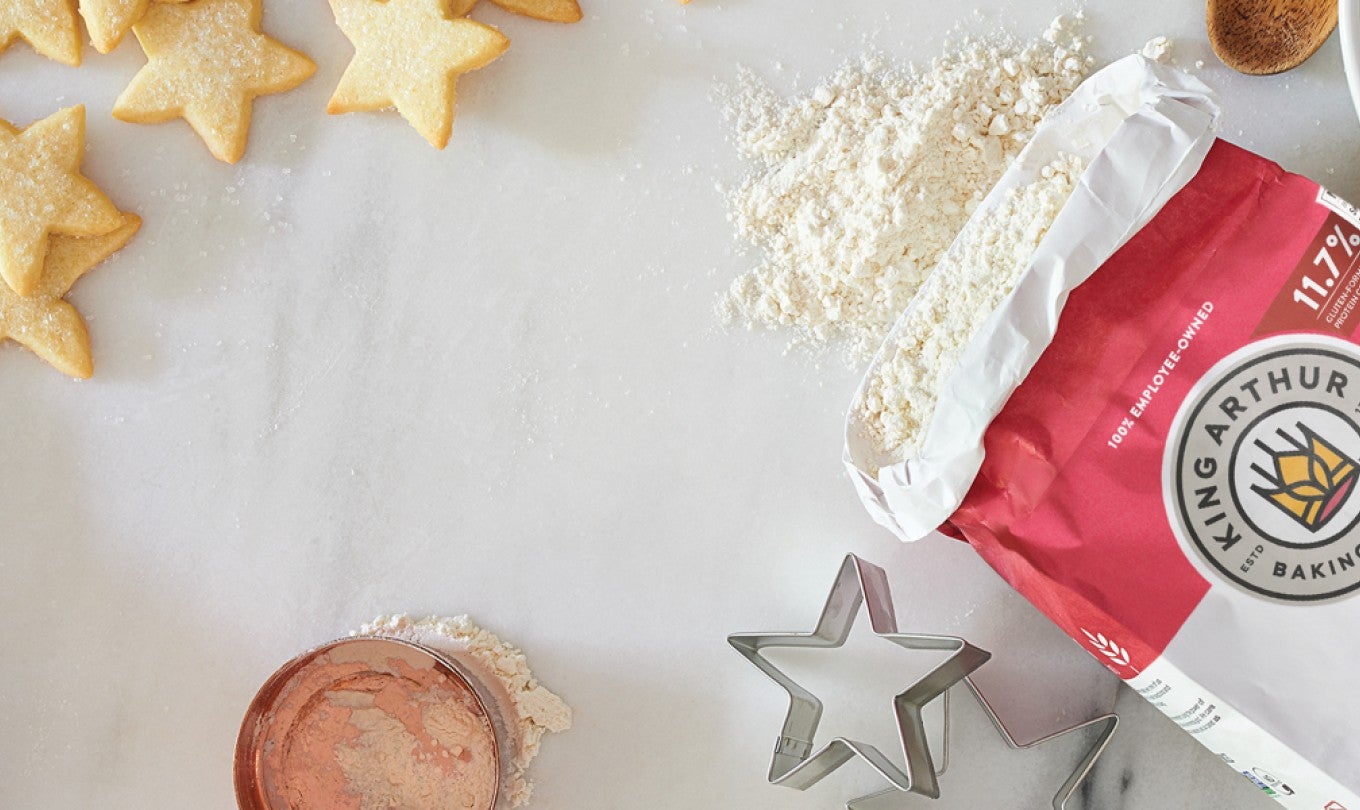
[[850, 677, 1119, 810], [730, 553, 1119, 810], [728, 554, 991, 804], [966, 677, 1118, 810]]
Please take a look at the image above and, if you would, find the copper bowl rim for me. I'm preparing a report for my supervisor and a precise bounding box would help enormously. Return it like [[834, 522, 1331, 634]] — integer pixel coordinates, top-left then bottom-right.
[[233, 636, 503, 810]]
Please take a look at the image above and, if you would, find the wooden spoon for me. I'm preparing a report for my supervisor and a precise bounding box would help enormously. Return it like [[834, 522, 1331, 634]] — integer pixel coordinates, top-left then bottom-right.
[[1207, 0, 1338, 75]]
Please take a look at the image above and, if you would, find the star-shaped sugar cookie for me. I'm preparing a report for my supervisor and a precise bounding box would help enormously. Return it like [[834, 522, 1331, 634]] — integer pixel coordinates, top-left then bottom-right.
[[448, 0, 581, 23], [0, 0, 81, 65], [479, 0, 581, 23], [0, 106, 123, 297], [0, 213, 140, 378], [77, 0, 183, 54], [112, 0, 315, 164], [327, 0, 510, 149], [78, 0, 146, 53]]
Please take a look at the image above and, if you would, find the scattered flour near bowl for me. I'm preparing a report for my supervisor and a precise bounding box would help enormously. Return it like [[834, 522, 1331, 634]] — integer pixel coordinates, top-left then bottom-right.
[[719, 15, 1094, 357], [857, 153, 1086, 459]]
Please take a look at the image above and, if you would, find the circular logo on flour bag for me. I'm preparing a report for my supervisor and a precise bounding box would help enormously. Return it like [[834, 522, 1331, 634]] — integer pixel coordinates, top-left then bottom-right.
[[1166, 335, 1360, 603]]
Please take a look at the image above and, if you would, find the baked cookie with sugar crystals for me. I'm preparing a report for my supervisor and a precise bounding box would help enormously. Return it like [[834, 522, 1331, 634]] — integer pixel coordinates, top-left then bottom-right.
[[0, 106, 123, 297], [327, 0, 509, 150], [430, 0, 584, 25], [470, 0, 581, 23], [0, 213, 140, 378], [78, 0, 191, 55], [113, 0, 315, 164], [0, 0, 81, 65], [78, 0, 145, 53]]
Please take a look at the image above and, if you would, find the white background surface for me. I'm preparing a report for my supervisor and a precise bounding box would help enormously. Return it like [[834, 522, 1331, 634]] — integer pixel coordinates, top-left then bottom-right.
[[2, 1, 1355, 808]]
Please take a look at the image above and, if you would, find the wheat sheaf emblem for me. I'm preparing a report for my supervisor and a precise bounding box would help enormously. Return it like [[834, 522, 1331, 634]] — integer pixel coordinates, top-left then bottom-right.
[[1250, 423, 1360, 532], [1081, 629, 1130, 667]]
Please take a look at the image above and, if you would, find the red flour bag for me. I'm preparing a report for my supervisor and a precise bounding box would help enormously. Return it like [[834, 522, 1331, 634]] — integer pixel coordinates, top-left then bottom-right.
[[848, 57, 1360, 807]]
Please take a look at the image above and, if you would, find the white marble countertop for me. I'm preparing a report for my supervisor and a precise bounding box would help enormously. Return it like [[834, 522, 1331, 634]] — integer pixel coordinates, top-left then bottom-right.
[[3, 1, 1356, 808]]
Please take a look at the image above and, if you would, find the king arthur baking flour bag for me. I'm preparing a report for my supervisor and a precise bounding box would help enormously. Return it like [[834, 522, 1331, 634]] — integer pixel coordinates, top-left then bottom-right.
[[847, 56, 1360, 807]]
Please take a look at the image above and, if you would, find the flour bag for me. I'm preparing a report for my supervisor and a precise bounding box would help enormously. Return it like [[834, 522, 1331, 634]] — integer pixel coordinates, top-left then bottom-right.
[[846, 56, 1360, 807]]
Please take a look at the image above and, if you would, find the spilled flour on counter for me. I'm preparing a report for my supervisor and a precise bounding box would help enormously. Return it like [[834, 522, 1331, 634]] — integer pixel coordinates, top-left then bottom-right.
[[1141, 36, 1175, 64], [719, 15, 1093, 358], [858, 153, 1086, 458], [356, 614, 572, 807]]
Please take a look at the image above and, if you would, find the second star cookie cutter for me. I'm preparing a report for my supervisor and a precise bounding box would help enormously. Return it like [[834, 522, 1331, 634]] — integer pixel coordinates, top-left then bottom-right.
[[850, 676, 1120, 810], [729, 553, 1118, 810]]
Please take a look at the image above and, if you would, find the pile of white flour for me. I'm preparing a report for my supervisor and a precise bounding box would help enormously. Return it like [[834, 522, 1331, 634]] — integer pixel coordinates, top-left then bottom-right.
[[857, 154, 1086, 458], [720, 15, 1093, 357]]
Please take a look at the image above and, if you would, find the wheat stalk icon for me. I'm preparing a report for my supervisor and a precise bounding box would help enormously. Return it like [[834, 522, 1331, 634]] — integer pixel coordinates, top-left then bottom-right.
[[1250, 423, 1359, 532], [1080, 629, 1131, 668]]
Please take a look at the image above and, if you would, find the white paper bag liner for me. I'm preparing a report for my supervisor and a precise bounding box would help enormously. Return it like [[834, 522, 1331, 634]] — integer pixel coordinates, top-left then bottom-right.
[[844, 56, 1223, 542]]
